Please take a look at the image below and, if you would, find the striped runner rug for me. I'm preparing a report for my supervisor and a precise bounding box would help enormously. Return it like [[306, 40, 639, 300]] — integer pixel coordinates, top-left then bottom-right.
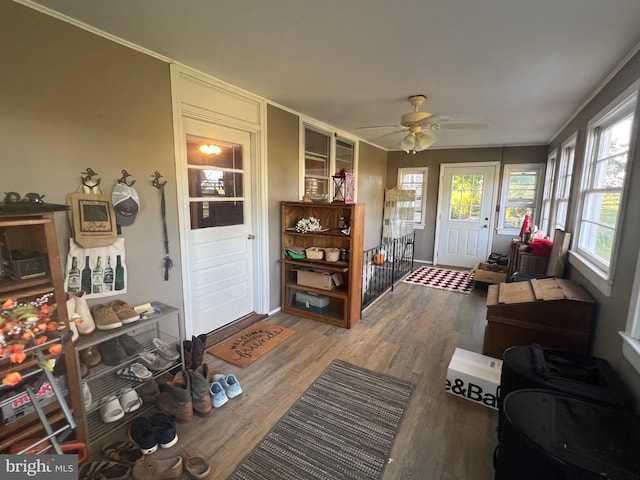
[[229, 359, 414, 480]]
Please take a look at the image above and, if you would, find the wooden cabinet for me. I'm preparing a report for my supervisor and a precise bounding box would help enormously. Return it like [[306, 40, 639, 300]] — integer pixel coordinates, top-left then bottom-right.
[[0, 212, 84, 452], [281, 202, 364, 328]]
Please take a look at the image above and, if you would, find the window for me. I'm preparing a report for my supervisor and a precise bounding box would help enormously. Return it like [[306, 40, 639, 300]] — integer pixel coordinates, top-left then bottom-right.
[[570, 81, 637, 294], [540, 150, 557, 237], [555, 134, 577, 232], [397, 168, 427, 226], [497, 164, 544, 234]]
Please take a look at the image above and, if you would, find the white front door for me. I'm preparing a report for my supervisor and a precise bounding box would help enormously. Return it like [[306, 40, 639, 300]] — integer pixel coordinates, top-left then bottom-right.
[[435, 162, 499, 268], [181, 118, 255, 335]]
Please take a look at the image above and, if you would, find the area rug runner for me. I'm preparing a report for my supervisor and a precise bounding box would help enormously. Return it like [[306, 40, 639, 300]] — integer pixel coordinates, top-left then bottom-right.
[[229, 359, 414, 480], [402, 266, 475, 294], [207, 322, 295, 368]]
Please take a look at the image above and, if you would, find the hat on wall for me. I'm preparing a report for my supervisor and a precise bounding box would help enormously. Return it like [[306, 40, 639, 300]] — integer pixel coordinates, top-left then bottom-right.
[[112, 183, 140, 226]]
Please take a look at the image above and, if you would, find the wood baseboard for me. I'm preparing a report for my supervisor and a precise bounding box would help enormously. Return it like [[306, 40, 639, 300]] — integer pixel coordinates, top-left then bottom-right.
[[202, 312, 268, 349]]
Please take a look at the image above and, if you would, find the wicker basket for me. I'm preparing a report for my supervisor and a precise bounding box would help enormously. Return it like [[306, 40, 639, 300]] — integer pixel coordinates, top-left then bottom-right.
[[324, 248, 340, 262], [305, 247, 324, 260]]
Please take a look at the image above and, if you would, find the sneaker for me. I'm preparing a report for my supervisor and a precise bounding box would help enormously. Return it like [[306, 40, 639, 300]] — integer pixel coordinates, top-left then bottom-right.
[[150, 412, 178, 449], [152, 338, 180, 361], [118, 334, 144, 356], [111, 300, 140, 324], [208, 381, 228, 408], [71, 293, 97, 335], [213, 374, 242, 399], [129, 416, 158, 455], [92, 304, 123, 330], [81, 381, 92, 409]]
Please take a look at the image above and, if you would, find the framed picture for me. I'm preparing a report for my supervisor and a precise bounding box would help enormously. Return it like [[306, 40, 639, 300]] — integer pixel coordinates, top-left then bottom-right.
[[67, 193, 117, 248]]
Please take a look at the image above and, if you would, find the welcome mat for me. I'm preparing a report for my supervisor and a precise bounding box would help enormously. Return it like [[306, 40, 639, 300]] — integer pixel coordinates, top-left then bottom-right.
[[402, 266, 475, 294], [229, 359, 414, 480], [207, 322, 295, 368]]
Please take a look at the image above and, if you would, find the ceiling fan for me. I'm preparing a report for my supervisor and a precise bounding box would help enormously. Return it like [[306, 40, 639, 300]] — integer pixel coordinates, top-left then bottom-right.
[[362, 95, 489, 153]]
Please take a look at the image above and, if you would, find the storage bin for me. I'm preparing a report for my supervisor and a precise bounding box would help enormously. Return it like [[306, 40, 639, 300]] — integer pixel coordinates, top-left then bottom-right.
[[295, 291, 329, 314]]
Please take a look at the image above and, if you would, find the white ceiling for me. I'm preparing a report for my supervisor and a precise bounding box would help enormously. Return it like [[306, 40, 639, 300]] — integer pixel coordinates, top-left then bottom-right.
[[23, 0, 640, 150]]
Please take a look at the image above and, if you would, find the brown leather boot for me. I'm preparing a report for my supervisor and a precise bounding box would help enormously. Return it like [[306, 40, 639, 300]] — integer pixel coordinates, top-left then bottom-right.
[[156, 371, 193, 423], [190, 334, 208, 371], [188, 366, 213, 417]]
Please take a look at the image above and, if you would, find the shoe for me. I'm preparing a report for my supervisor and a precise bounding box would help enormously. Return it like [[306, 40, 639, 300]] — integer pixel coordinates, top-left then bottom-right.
[[188, 368, 213, 417], [132, 456, 183, 480], [71, 293, 97, 335], [119, 387, 143, 413], [129, 416, 158, 455], [181, 450, 211, 479], [100, 337, 131, 365], [65, 295, 80, 342], [139, 352, 173, 371], [152, 337, 180, 361], [102, 440, 144, 465], [111, 300, 140, 324], [119, 334, 144, 356], [79, 346, 102, 367], [117, 363, 153, 382], [137, 378, 160, 404], [80, 361, 89, 378], [80, 461, 131, 480], [100, 396, 125, 423], [92, 304, 123, 330], [208, 381, 228, 408], [213, 373, 242, 399], [157, 370, 194, 423], [150, 412, 178, 449], [183, 334, 207, 371], [82, 381, 92, 409]]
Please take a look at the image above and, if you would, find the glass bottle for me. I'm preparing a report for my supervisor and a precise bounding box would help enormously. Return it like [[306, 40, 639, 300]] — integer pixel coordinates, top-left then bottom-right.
[[92, 256, 103, 294], [103, 255, 114, 291], [114, 255, 125, 291], [68, 256, 81, 292], [81, 256, 92, 294]]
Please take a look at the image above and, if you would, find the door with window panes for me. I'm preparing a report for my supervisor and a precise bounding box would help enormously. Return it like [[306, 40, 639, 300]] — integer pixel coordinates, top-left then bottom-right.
[[184, 118, 254, 335]]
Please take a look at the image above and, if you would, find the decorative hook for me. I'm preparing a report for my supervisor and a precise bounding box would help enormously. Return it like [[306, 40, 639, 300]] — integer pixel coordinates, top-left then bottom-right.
[[81, 168, 101, 194], [151, 171, 167, 189], [118, 169, 136, 186]]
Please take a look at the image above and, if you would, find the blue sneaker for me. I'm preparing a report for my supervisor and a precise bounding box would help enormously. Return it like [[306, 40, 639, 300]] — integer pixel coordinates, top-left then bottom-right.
[[214, 374, 243, 399], [209, 381, 228, 408]]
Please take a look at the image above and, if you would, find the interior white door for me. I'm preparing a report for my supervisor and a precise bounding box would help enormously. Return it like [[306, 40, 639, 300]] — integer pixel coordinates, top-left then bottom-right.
[[436, 163, 498, 268], [182, 118, 254, 335]]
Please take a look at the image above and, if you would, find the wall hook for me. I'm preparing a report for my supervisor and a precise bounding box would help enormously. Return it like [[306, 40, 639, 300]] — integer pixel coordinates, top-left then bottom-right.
[[151, 171, 167, 189], [118, 169, 136, 186], [81, 167, 102, 194]]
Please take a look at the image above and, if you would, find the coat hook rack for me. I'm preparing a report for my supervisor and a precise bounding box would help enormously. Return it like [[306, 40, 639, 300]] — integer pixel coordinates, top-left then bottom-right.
[[118, 169, 136, 186], [81, 167, 102, 194], [151, 171, 167, 189]]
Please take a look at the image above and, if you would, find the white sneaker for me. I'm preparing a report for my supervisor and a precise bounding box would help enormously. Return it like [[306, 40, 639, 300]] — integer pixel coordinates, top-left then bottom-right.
[[81, 381, 92, 409], [72, 293, 96, 335], [65, 295, 80, 342]]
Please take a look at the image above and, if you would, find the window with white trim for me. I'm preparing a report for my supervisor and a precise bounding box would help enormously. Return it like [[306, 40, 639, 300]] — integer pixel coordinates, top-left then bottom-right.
[[572, 83, 637, 288], [397, 168, 427, 226], [555, 134, 576, 232], [540, 150, 557, 237], [497, 164, 544, 234]]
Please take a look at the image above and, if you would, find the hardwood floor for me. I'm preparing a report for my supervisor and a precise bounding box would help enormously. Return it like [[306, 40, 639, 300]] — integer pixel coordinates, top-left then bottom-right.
[[89, 282, 498, 479]]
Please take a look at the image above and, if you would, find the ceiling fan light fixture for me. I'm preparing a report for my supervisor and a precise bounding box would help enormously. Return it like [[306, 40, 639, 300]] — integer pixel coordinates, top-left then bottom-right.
[[415, 130, 437, 150], [399, 133, 416, 153]]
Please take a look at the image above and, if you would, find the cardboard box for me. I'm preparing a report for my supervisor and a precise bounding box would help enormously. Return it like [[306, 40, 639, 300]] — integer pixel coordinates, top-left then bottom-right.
[[473, 262, 507, 284], [295, 291, 330, 314], [0, 375, 68, 425], [296, 269, 344, 290], [446, 348, 502, 410]]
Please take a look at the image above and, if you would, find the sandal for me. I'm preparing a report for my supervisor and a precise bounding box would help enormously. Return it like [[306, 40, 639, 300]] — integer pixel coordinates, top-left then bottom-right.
[[152, 337, 180, 361], [117, 363, 152, 383], [118, 387, 143, 413], [100, 396, 125, 424], [101, 440, 144, 465], [79, 461, 131, 480]]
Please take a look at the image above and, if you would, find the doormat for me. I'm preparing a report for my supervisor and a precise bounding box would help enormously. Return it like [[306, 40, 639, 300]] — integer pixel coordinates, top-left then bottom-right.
[[229, 359, 414, 480], [402, 266, 475, 294], [207, 322, 295, 368]]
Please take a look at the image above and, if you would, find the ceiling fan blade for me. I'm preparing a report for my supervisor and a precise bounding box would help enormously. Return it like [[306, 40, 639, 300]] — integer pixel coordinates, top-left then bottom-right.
[[377, 129, 407, 139], [435, 122, 490, 130], [355, 125, 400, 130]]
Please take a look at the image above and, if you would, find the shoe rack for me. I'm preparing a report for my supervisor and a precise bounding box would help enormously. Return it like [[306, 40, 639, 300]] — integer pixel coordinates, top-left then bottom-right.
[[0, 212, 85, 452], [73, 303, 183, 447]]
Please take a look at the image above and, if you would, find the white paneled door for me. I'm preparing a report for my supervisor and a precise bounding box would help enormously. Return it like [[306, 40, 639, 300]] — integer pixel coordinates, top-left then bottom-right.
[[182, 118, 254, 335], [436, 162, 499, 268]]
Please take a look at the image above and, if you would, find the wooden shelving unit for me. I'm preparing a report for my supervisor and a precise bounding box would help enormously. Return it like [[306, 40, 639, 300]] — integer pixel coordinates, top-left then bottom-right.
[[281, 201, 364, 328]]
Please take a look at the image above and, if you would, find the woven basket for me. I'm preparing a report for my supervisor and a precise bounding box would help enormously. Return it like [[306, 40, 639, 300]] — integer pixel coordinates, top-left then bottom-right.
[[305, 247, 324, 260], [324, 248, 340, 262]]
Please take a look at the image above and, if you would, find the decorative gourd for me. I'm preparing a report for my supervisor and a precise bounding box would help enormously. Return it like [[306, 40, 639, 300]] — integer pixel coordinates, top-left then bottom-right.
[[373, 253, 385, 265]]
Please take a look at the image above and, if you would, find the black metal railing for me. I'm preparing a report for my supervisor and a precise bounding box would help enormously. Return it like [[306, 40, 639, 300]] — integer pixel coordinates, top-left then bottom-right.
[[361, 232, 415, 310]]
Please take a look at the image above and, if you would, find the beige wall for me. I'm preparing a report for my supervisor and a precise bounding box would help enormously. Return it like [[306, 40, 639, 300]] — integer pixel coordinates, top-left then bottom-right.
[[386, 146, 548, 262], [1, 2, 184, 316], [357, 142, 387, 250]]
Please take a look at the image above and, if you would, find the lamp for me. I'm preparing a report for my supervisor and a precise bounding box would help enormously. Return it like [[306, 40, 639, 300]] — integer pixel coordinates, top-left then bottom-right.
[[332, 169, 355, 204], [401, 125, 437, 154]]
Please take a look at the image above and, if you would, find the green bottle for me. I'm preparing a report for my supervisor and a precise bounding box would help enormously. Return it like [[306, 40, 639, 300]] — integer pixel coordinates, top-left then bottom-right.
[[81, 256, 92, 294], [114, 255, 125, 291]]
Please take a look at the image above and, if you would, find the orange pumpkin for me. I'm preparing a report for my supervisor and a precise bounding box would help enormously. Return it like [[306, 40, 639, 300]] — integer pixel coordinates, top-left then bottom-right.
[[373, 253, 385, 265]]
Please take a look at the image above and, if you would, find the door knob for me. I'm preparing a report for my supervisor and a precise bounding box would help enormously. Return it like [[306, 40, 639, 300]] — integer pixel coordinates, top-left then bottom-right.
[[247, 234, 256, 240]]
